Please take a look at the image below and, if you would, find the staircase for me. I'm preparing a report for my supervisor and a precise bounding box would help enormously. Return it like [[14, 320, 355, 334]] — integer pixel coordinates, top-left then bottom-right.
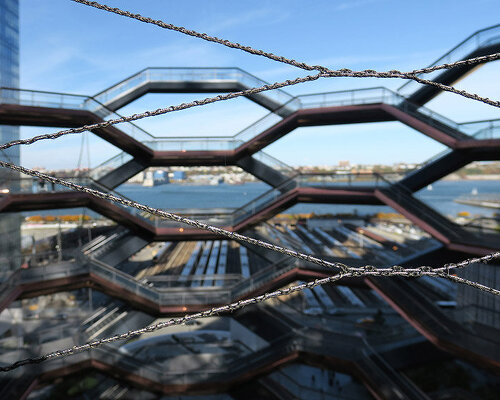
[[377, 183, 460, 242], [82, 305, 128, 341], [92, 67, 296, 117]]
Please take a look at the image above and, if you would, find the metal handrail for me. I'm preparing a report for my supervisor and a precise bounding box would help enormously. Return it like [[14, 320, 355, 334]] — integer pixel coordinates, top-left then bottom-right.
[[398, 23, 500, 93], [92, 66, 294, 103]]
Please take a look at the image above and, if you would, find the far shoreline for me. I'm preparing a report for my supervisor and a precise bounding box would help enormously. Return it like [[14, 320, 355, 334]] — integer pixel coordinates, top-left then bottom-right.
[[120, 176, 500, 186]]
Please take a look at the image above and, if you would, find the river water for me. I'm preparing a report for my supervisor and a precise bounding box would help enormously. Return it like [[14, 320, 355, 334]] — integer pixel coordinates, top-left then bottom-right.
[[119, 179, 500, 219], [25, 180, 500, 219]]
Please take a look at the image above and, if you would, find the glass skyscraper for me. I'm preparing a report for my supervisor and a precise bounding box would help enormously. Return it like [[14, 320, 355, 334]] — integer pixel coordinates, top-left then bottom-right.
[[0, 0, 21, 269]]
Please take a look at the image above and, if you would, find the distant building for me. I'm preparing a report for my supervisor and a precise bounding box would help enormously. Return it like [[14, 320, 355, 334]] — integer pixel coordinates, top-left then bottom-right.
[[153, 170, 169, 185], [0, 0, 19, 169], [172, 170, 187, 181], [143, 170, 169, 187], [0, 0, 21, 270]]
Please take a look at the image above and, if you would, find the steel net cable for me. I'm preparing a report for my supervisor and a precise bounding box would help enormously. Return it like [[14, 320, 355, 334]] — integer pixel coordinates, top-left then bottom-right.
[[0, 159, 499, 371], [71, 0, 500, 108], [71, 0, 499, 75], [0, 160, 351, 273], [0, 74, 321, 152], [0, 254, 499, 373], [0, 0, 499, 375], [0, 50, 498, 154], [1, 159, 499, 278], [72, 0, 498, 75]]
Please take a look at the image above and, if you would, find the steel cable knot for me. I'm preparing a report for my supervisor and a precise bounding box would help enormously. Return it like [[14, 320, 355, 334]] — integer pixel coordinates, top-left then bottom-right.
[[443, 263, 453, 275], [314, 65, 330, 74], [362, 265, 377, 274], [2, 0, 500, 374], [418, 266, 432, 276], [391, 265, 404, 273], [228, 301, 241, 311]]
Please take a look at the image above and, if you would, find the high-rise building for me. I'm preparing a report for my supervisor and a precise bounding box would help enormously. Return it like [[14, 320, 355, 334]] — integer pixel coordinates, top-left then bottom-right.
[[0, 0, 21, 270]]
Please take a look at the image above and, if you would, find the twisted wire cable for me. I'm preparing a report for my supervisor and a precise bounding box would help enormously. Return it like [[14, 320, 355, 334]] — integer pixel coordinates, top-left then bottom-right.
[[1, 0, 498, 376], [0, 50, 498, 154], [72, 0, 500, 76], [0, 74, 322, 152], [1, 255, 499, 373], [2, 160, 500, 276], [71, 0, 500, 107], [0, 164, 498, 372], [438, 272, 500, 294], [0, 160, 349, 273]]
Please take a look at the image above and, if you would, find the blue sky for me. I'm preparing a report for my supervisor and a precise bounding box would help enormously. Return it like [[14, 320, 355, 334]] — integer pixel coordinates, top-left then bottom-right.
[[18, 0, 500, 169]]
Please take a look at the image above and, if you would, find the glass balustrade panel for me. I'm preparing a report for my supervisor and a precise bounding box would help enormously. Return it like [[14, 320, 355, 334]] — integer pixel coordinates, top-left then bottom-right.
[[398, 25, 500, 96], [89, 152, 134, 180]]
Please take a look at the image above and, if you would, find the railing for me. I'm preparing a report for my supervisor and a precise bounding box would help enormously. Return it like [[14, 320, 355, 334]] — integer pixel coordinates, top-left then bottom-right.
[[0, 326, 370, 388], [231, 172, 399, 226], [7, 251, 304, 308], [150, 138, 296, 175], [2, 171, 393, 230], [24, 324, 83, 346], [146, 273, 243, 288], [109, 171, 396, 229], [92, 67, 295, 114], [295, 172, 403, 187], [231, 257, 299, 298], [88, 85, 483, 160], [8, 167, 499, 249], [5, 83, 496, 193], [251, 149, 298, 177], [1, 176, 93, 194], [90, 257, 235, 305], [5, 83, 487, 158], [0, 326, 427, 400], [400, 148, 453, 182], [398, 24, 500, 96], [378, 174, 458, 232], [397, 96, 465, 136], [89, 140, 297, 182], [266, 87, 470, 140], [228, 87, 402, 146], [89, 152, 134, 181], [396, 184, 500, 245], [460, 119, 500, 139], [0, 87, 155, 144], [147, 136, 237, 152], [298, 86, 399, 108], [0, 87, 88, 110], [3, 82, 497, 228], [400, 118, 500, 183], [0, 248, 70, 281], [1, 175, 166, 229], [2, 176, 151, 225]]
